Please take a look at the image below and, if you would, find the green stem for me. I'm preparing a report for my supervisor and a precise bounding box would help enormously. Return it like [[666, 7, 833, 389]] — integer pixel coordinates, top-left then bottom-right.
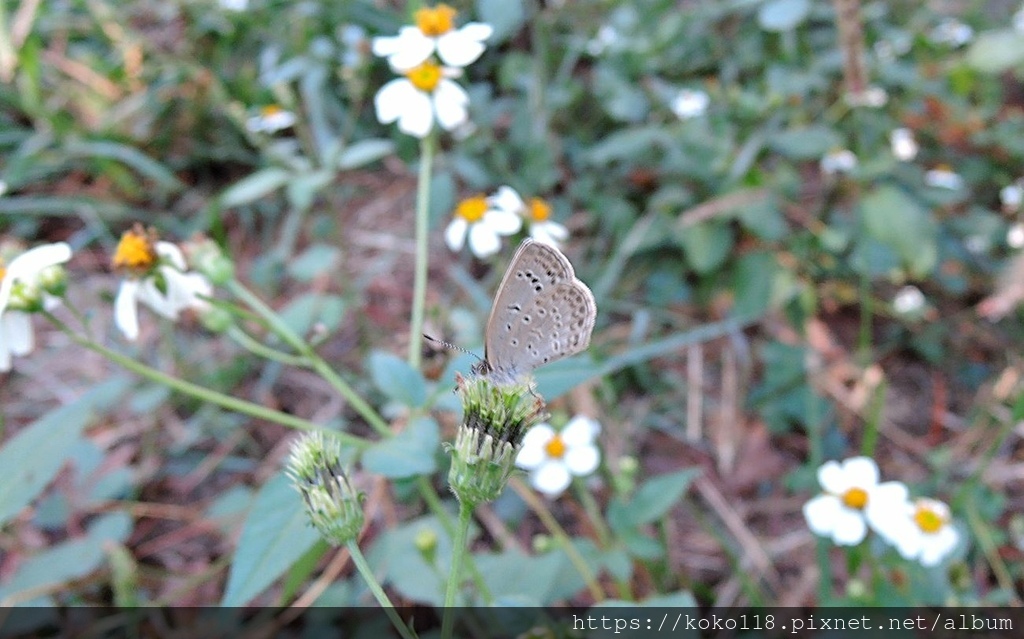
[[408, 134, 436, 370], [347, 541, 419, 639], [417, 477, 492, 603], [227, 279, 392, 437], [226, 325, 309, 367], [43, 313, 368, 450], [441, 499, 473, 639], [575, 478, 612, 547]]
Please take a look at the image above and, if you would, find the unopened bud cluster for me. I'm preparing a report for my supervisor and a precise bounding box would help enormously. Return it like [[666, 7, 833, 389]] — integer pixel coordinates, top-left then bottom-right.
[[286, 432, 364, 546], [447, 374, 546, 506]]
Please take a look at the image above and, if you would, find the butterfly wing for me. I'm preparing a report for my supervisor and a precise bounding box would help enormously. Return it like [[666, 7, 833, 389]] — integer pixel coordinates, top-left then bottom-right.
[[484, 240, 595, 382]]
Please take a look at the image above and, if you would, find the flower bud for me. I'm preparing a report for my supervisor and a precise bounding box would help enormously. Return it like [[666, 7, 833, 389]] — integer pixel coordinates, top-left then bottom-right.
[[184, 236, 235, 285], [37, 264, 67, 298], [414, 527, 438, 566], [286, 432, 364, 546], [200, 305, 234, 333]]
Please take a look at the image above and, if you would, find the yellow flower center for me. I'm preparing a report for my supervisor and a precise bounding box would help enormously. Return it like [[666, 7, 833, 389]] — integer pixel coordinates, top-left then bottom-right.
[[527, 197, 551, 222], [544, 434, 567, 459], [415, 4, 457, 37], [913, 502, 945, 534], [112, 226, 157, 271], [261, 104, 285, 118], [0, 260, 6, 282], [406, 61, 443, 92], [841, 487, 868, 510], [455, 196, 488, 223]]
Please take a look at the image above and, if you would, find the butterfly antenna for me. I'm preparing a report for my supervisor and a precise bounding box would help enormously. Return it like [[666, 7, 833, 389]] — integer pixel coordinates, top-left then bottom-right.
[[423, 334, 483, 363]]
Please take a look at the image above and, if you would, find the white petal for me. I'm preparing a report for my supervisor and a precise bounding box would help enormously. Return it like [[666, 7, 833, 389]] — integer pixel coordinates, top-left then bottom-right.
[[489, 186, 525, 215], [864, 483, 910, 535], [831, 507, 868, 546], [483, 208, 523, 235], [0, 318, 12, 372], [4, 311, 33, 356], [468, 223, 501, 258], [803, 494, 841, 536], [397, 89, 435, 138], [137, 278, 180, 319], [436, 26, 489, 67], [564, 443, 600, 476], [531, 460, 571, 497], [155, 242, 186, 270], [374, 79, 417, 125], [842, 456, 879, 487], [816, 460, 847, 494], [371, 33, 403, 57], [919, 527, 958, 566], [115, 280, 141, 340], [562, 415, 599, 446], [386, 29, 435, 71], [445, 218, 468, 251], [0, 243, 72, 311], [534, 221, 569, 244], [432, 79, 469, 131], [516, 424, 556, 469]]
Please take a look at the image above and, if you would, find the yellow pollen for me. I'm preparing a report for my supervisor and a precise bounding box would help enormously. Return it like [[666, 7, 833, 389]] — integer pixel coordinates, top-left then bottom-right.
[[406, 61, 443, 92], [528, 198, 551, 222], [455, 196, 488, 223], [0, 260, 6, 282], [913, 504, 945, 534], [415, 4, 457, 37], [112, 226, 157, 271], [841, 487, 868, 510], [261, 104, 284, 117], [544, 434, 567, 459]]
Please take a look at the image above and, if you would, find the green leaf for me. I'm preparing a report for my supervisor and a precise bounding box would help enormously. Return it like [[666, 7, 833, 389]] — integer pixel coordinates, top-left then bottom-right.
[[221, 473, 320, 606], [63, 140, 185, 192], [367, 515, 458, 606], [757, 0, 810, 32], [534, 354, 601, 400], [0, 378, 129, 527], [285, 170, 333, 212], [361, 417, 440, 478], [860, 185, 937, 276], [608, 469, 701, 529], [732, 251, 778, 319], [676, 221, 733, 275], [336, 139, 395, 169], [367, 351, 428, 408], [287, 243, 342, 281], [278, 292, 346, 336], [220, 168, 290, 207], [477, 549, 570, 605], [592, 589, 698, 607], [769, 125, 841, 160], [475, 0, 525, 43], [965, 29, 1024, 74]]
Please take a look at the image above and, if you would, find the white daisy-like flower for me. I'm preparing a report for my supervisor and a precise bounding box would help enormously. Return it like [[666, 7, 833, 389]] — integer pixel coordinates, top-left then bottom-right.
[[893, 285, 926, 315], [890, 128, 919, 162], [1007, 223, 1024, 249], [374, 61, 469, 138], [670, 89, 709, 119], [924, 166, 964, 190], [219, 0, 248, 11], [111, 227, 212, 341], [0, 242, 73, 372], [371, 3, 491, 71], [873, 497, 960, 567], [802, 456, 908, 546], [820, 149, 858, 175], [1001, 183, 1023, 212], [245, 105, 297, 134], [931, 19, 974, 47], [444, 193, 522, 258], [515, 416, 601, 498], [490, 186, 569, 248]]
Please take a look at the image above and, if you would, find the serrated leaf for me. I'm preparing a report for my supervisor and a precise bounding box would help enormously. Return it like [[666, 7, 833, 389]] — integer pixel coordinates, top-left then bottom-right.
[[361, 417, 439, 478], [220, 168, 290, 207], [367, 351, 427, 408], [221, 473, 320, 606]]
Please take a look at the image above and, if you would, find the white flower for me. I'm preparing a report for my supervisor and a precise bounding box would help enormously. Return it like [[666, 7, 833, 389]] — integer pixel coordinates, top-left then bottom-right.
[[111, 231, 212, 341], [845, 86, 888, 108], [219, 0, 248, 10], [931, 19, 974, 47], [890, 128, 918, 161], [490, 186, 568, 249], [1001, 183, 1023, 212], [444, 193, 522, 258], [371, 4, 491, 71], [245, 106, 297, 134], [820, 149, 857, 175], [873, 497, 960, 567], [670, 89, 709, 119], [1008, 223, 1024, 249], [586, 24, 621, 56], [339, 24, 369, 69], [515, 416, 601, 498], [0, 242, 73, 372], [924, 166, 964, 190], [374, 61, 469, 138], [802, 456, 908, 546], [0, 180, 7, 197], [893, 285, 926, 315]]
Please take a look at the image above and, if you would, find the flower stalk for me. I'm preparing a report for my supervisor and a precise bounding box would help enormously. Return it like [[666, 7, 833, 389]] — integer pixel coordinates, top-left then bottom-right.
[[408, 133, 436, 370]]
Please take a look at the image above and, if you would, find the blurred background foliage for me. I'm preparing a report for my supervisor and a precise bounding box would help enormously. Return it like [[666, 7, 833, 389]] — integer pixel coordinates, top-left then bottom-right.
[[2, 0, 1024, 613]]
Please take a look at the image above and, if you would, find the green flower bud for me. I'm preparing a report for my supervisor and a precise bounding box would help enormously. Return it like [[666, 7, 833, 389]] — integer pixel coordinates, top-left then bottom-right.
[[531, 534, 553, 554], [184, 236, 235, 285], [287, 432, 364, 546], [414, 527, 438, 566], [7, 280, 43, 312], [200, 305, 234, 333], [447, 374, 546, 507], [38, 264, 67, 298]]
